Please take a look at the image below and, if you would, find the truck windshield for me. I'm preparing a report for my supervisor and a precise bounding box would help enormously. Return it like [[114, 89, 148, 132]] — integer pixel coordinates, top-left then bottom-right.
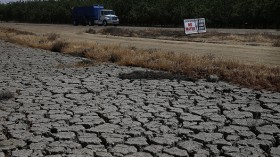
[[102, 11, 115, 15]]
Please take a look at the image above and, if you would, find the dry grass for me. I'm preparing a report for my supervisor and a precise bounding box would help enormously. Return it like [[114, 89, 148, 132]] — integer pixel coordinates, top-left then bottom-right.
[[46, 33, 60, 41], [96, 27, 182, 38], [56, 60, 95, 69], [273, 39, 280, 47], [90, 27, 280, 46], [74, 60, 95, 67], [50, 41, 68, 52], [223, 33, 279, 44], [1, 28, 34, 35], [1, 27, 280, 92], [85, 28, 97, 34]]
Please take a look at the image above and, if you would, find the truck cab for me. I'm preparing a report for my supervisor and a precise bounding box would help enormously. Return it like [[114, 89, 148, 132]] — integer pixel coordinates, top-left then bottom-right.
[[98, 9, 119, 26]]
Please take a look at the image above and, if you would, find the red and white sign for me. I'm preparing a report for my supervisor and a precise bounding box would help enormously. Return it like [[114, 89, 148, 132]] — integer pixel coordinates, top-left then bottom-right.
[[184, 18, 206, 35]]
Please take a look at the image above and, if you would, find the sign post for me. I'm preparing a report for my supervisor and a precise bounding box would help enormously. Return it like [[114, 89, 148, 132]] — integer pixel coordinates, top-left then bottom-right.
[[184, 18, 206, 35]]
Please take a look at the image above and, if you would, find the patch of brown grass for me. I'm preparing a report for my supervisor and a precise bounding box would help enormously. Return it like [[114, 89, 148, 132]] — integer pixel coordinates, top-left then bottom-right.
[[50, 40, 69, 52], [273, 39, 280, 47], [1, 27, 280, 92], [97, 27, 181, 38], [46, 33, 60, 41], [89, 27, 280, 46], [1, 28, 34, 35], [56, 60, 95, 69], [74, 60, 95, 67], [224, 33, 278, 43], [85, 28, 97, 34]]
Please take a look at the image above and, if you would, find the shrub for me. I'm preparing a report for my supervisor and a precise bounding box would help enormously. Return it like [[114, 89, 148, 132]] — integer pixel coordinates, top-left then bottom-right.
[[50, 41, 68, 52], [109, 53, 122, 63]]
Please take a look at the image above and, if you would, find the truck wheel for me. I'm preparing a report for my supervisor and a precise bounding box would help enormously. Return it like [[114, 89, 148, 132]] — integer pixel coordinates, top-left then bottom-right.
[[102, 20, 107, 26]]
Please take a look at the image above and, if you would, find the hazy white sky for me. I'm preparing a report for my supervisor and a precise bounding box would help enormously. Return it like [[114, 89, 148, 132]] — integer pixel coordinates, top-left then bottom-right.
[[0, 0, 22, 3]]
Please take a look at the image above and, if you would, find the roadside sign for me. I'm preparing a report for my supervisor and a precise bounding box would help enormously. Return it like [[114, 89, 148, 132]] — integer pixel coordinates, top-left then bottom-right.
[[184, 18, 206, 35]]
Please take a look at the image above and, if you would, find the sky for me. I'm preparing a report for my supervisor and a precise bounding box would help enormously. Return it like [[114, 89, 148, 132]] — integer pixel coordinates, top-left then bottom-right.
[[0, 0, 23, 3]]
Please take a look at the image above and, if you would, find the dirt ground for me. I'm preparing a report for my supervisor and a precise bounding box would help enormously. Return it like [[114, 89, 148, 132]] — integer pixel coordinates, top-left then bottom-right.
[[1, 40, 280, 157], [1, 22, 280, 66]]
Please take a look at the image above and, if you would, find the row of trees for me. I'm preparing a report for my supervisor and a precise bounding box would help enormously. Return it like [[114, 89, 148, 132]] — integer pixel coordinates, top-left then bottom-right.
[[0, 0, 279, 28]]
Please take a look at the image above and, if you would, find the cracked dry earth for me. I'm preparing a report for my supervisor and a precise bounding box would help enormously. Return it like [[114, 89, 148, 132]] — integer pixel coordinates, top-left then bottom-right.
[[0, 40, 280, 157]]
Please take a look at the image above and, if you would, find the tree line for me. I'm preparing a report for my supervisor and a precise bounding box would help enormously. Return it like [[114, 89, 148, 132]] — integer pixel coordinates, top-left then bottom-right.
[[0, 0, 279, 28]]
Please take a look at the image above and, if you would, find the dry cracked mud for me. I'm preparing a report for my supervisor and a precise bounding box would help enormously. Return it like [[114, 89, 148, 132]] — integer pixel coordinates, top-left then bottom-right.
[[0, 40, 280, 157]]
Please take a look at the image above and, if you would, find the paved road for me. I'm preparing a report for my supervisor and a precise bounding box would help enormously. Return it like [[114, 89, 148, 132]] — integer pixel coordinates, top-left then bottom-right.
[[1, 23, 280, 66], [0, 41, 280, 157]]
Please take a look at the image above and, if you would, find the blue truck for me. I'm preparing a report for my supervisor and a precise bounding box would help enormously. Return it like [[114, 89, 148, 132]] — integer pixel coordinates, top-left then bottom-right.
[[72, 5, 119, 26]]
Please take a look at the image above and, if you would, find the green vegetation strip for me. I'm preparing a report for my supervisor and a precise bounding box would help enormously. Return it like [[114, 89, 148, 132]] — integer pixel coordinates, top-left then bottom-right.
[[0, 0, 279, 28]]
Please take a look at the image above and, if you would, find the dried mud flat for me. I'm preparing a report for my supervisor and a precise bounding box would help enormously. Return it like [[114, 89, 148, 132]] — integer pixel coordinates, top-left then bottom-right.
[[0, 40, 280, 157]]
